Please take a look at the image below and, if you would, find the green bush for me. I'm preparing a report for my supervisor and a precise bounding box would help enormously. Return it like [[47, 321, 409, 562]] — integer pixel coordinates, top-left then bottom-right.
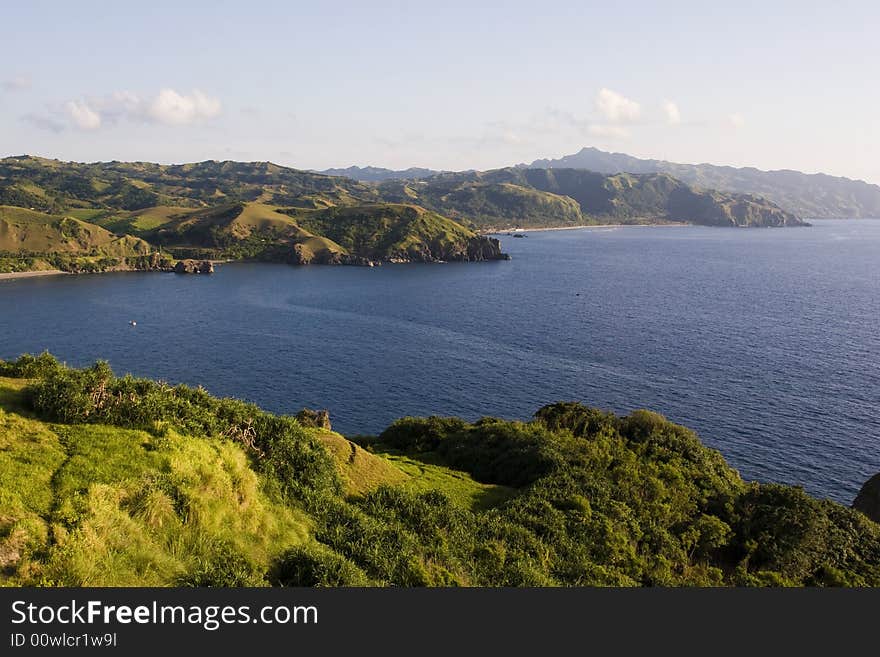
[[8, 355, 880, 587], [177, 540, 267, 587], [24, 360, 341, 502], [272, 545, 369, 586]]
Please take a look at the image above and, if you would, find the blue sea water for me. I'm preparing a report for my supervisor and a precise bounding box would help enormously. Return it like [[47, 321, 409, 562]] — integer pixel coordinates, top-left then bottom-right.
[[1, 220, 878, 503]]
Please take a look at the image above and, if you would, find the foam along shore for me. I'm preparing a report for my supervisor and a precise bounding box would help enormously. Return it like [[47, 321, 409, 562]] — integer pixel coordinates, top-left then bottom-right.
[[0, 269, 68, 281]]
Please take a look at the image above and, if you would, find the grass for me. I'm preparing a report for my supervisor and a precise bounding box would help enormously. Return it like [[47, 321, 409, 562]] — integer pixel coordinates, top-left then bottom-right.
[[0, 377, 311, 586], [372, 449, 517, 511], [317, 431, 406, 496], [0, 205, 152, 255], [0, 375, 512, 586], [100, 206, 193, 234], [67, 208, 108, 222], [315, 430, 515, 510]]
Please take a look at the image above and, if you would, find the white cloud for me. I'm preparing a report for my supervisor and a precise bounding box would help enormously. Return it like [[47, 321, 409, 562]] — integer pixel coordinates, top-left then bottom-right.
[[65, 100, 102, 130], [148, 88, 221, 126], [662, 100, 681, 125], [24, 87, 222, 132], [728, 113, 745, 129], [595, 88, 641, 123], [588, 124, 630, 139]]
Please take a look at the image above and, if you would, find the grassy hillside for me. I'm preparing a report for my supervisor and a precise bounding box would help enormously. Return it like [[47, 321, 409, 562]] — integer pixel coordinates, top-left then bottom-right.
[[0, 158, 509, 269], [393, 168, 806, 228], [378, 179, 586, 228], [0, 156, 806, 233], [0, 206, 151, 255], [1, 354, 877, 587], [289, 204, 507, 262], [0, 205, 163, 274], [529, 146, 880, 219], [0, 156, 377, 211]]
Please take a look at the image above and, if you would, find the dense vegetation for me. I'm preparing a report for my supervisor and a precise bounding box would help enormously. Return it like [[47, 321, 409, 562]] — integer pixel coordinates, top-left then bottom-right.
[[378, 168, 803, 228], [0, 205, 163, 273], [0, 156, 511, 270], [1, 354, 876, 587], [529, 147, 880, 219], [0, 155, 804, 264]]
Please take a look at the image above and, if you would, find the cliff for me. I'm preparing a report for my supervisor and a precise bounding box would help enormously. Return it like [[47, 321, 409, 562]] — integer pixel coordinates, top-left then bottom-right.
[[854, 473, 880, 523]]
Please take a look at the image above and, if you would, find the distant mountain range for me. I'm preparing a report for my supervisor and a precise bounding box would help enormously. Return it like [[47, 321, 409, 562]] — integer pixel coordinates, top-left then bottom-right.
[[526, 148, 880, 219], [322, 147, 880, 219], [375, 168, 804, 228]]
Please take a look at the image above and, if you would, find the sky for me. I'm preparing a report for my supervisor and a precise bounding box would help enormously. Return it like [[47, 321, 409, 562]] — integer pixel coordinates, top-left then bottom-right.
[[1, 0, 879, 183]]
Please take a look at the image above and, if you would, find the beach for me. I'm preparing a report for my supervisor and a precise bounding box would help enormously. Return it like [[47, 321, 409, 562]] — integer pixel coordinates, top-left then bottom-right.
[[0, 270, 67, 281]]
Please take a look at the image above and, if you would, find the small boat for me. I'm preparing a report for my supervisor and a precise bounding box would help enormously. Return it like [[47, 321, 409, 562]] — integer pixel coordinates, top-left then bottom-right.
[[129, 320, 137, 326]]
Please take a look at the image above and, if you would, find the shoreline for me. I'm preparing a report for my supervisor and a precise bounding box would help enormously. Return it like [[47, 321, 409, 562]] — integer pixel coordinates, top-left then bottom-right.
[[483, 222, 689, 234], [0, 269, 68, 281]]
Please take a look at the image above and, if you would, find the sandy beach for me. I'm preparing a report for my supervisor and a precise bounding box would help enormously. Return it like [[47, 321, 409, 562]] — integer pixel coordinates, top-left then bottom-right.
[[0, 269, 68, 281]]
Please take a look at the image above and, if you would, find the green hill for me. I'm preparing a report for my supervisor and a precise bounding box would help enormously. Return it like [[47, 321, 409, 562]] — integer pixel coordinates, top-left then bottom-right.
[[0, 156, 377, 211], [0, 156, 806, 233], [289, 203, 508, 262], [529, 146, 880, 219], [0, 206, 151, 255], [389, 168, 805, 228], [0, 205, 162, 274], [0, 155, 513, 270], [1, 354, 877, 587]]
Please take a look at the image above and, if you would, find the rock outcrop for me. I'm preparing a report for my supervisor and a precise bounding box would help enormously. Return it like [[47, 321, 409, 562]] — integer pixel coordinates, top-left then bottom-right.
[[295, 408, 332, 431], [465, 235, 511, 261], [172, 259, 214, 274], [853, 473, 880, 523], [289, 244, 378, 267], [384, 235, 510, 264]]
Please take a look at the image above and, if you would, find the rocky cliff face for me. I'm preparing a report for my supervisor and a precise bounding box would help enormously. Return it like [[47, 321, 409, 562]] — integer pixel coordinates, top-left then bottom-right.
[[288, 243, 378, 267], [172, 259, 214, 274], [386, 235, 510, 263], [853, 473, 880, 523], [465, 235, 511, 261]]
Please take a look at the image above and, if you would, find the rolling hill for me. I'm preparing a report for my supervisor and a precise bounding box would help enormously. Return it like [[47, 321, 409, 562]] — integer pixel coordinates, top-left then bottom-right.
[[0, 155, 377, 211], [1, 155, 807, 231], [1, 354, 878, 587], [0, 154, 816, 275], [380, 168, 804, 228], [287, 203, 509, 262], [0, 205, 151, 255], [527, 147, 880, 219]]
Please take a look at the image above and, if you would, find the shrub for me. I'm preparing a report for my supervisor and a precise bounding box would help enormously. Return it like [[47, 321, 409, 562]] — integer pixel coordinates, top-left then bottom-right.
[[272, 545, 369, 586], [177, 539, 267, 587]]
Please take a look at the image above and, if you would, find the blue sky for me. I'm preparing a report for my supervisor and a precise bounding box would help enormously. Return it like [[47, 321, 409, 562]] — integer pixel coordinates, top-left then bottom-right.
[[1, 0, 878, 182]]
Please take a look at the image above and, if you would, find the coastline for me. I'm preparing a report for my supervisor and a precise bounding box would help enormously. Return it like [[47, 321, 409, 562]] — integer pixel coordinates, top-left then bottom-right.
[[483, 221, 689, 234], [0, 269, 68, 281]]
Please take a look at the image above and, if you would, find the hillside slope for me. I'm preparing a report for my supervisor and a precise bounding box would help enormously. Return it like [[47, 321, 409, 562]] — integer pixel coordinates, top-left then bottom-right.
[[383, 168, 805, 228], [1, 156, 806, 231], [0, 205, 152, 255], [1, 354, 877, 587], [288, 203, 509, 262], [528, 147, 880, 219], [0, 205, 165, 274], [0, 156, 377, 211]]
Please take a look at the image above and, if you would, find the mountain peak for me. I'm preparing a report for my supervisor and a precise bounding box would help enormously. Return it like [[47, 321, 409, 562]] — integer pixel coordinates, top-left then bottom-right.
[[526, 147, 880, 218]]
